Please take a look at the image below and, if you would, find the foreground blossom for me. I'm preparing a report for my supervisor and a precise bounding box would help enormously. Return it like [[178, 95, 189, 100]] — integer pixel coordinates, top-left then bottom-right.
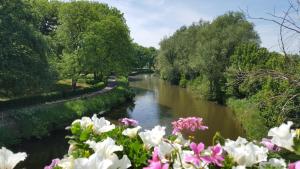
[[144, 147, 169, 169], [202, 144, 224, 167], [92, 115, 115, 134], [289, 161, 300, 169], [259, 158, 286, 169], [0, 147, 27, 169], [260, 138, 280, 152], [44, 158, 60, 169], [74, 137, 131, 169], [268, 121, 295, 151], [119, 118, 139, 126], [139, 125, 166, 148], [172, 117, 208, 134], [184, 142, 206, 166], [223, 137, 268, 167], [122, 126, 142, 138], [72, 116, 93, 128]]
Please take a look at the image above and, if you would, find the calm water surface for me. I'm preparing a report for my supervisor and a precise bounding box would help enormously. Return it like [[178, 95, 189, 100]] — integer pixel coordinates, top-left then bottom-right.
[[14, 74, 243, 168]]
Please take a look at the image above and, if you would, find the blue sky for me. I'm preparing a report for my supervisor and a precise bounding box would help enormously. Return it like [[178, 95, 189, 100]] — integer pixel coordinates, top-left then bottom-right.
[[97, 0, 297, 52]]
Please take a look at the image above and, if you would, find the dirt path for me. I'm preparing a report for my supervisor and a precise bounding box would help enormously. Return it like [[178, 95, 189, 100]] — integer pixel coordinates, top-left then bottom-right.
[[45, 77, 117, 105]]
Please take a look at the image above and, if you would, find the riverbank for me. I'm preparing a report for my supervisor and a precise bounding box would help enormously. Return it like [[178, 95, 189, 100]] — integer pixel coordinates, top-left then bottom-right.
[[0, 77, 134, 146]]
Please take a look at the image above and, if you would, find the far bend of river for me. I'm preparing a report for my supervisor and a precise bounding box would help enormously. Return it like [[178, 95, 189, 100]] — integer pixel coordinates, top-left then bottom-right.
[[14, 74, 244, 169]]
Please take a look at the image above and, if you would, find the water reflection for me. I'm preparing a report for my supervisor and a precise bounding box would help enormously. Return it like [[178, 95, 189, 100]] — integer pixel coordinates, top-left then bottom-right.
[[13, 74, 243, 168], [109, 74, 244, 143]]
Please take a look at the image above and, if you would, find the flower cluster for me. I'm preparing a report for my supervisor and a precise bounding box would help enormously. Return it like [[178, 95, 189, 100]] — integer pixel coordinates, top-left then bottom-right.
[[2, 116, 300, 169], [171, 117, 208, 134], [119, 118, 139, 127]]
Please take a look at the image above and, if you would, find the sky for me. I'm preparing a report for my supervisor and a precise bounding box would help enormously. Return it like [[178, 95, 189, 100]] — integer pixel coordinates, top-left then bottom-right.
[[96, 0, 298, 53]]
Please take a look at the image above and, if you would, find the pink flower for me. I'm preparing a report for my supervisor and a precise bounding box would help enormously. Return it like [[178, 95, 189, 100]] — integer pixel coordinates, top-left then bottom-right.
[[202, 144, 224, 167], [289, 161, 300, 169], [119, 118, 138, 126], [261, 138, 281, 152], [171, 117, 208, 134], [184, 142, 205, 166], [144, 147, 169, 169], [44, 159, 60, 169]]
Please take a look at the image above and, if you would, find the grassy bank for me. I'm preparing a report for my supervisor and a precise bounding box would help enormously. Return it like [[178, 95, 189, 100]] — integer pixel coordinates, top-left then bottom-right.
[[0, 79, 133, 146], [226, 98, 268, 140]]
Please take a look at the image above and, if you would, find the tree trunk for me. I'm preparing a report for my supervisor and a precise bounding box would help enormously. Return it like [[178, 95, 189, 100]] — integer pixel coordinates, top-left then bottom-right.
[[71, 79, 77, 91]]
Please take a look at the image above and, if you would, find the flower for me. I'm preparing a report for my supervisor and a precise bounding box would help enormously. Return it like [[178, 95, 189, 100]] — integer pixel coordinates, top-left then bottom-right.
[[223, 137, 268, 167], [72, 116, 93, 128], [85, 138, 123, 158], [259, 158, 286, 169], [261, 138, 280, 152], [57, 157, 74, 169], [92, 115, 115, 134], [139, 126, 166, 148], [232, 166, 246, 169], [119, 118, 138, 126], [144, 147, 169, 169], [202, 144, 224, 167], [173, 150, 196, 169], [74, 138, 131, 169], [171, 117, 208, 134], [173, 133, 190, 147], [0, 147, 27, 169], [289, 161, 300, 169], [157, 141, 175, 161], [184, 142, 205, 166], [44, 158, 60, 169], [122, 126, 142, 138], [268, 121, 296, 151]]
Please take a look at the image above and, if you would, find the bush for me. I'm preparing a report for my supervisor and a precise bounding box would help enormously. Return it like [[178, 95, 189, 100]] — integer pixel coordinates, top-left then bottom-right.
[[0, 82, 105, 111], [0, 84, 133, 147]]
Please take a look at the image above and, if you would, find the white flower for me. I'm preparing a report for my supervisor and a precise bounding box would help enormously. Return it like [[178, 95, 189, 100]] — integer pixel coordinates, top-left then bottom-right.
[[138, 125, 166, 148], [75, 138, 131, 169], [108, 155, 131, 169], [74, 154, 112, 169], [158, 141, 174, 161], [58, 157, 75, 169], [268, 121, 296, 151], [223, 137, 268, 167], [232, 166, 246, 169], [259, 158, 286, 169], [122, 126, 142, 138], [85, 138, 123, 158], [92, 115, 115, 134], [0, 147, 27, 169], [174, 133, 190, 147], [72, 117, 93, 128]]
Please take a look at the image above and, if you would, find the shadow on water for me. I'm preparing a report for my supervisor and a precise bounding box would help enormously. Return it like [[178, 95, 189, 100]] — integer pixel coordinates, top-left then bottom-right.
[[12, 74, 244, 168], [13, 130, 69, 169]]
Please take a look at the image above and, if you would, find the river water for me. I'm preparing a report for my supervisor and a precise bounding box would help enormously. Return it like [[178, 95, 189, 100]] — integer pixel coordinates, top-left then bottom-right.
[[14, 74, 243, 168]]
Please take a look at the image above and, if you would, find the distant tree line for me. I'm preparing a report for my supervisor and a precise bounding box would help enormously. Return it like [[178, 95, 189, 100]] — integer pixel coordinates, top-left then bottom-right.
[[0, 0, 157, 97], [157, 12, 300, 129]]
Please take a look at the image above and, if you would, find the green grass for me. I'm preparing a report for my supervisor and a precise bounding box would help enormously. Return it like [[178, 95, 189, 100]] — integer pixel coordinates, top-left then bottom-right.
[[227, 98, 268, 140], [0, 79, 133, 146]]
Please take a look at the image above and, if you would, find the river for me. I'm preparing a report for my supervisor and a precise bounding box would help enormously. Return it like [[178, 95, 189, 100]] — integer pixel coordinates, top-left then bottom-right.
[[14, 74, 243, 169]]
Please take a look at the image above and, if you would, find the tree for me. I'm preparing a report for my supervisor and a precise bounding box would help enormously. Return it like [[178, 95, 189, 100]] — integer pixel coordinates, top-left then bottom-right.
[[0, 0, 54, 97], [80, 15, 133, 81]]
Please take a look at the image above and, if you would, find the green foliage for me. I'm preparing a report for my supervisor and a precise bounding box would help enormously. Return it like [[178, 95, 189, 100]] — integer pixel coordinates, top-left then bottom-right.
[[227, 98, 268, 140], [157, 12, 259, 101], [68, 124, 150, 168], [0, 82, 105, 111], [0, 0, 55, 97], [132, 43, 158, 70], [0, 83, 133, 146]]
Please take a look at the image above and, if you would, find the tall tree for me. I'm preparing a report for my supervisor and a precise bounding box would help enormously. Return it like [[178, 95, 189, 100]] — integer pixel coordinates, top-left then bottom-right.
[[0, 0, 54, 96]]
